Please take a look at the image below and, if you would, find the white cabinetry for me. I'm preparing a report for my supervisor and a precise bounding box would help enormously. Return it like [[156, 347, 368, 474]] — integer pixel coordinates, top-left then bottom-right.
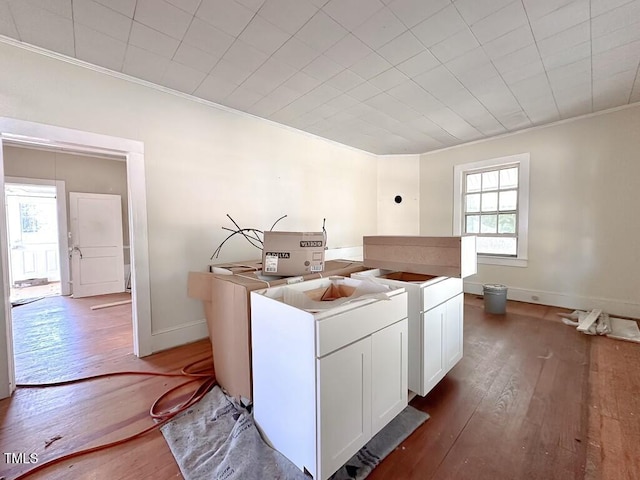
[[251, 277, 408, 480], [352, 270, 464, 397]]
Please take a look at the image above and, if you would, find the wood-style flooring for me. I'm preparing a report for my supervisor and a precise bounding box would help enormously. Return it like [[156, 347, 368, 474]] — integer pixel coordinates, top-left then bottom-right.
[[1, 294, 638, 479]]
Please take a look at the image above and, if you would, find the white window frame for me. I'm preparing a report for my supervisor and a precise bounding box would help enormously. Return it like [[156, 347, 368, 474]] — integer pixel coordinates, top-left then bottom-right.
[[453, 153, 529, 267]]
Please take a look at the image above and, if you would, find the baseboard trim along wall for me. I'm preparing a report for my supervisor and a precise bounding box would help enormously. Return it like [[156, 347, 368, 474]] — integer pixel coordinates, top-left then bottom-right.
[[151, 319, 209, 353], [464, 281, 640, 319]]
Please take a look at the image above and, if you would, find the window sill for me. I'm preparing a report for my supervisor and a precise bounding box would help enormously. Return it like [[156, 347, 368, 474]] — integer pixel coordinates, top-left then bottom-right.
[[477, 256, 528, 268]]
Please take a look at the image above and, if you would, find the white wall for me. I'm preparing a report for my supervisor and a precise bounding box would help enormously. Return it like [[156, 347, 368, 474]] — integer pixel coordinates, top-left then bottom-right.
[[377, 155, 420, 235], [0, 42, 378, 348], [420, 104, 640, 318]]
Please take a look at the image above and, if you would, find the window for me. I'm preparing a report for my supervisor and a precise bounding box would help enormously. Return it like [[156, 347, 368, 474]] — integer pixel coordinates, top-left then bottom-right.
[[454, 153, 529, 267]]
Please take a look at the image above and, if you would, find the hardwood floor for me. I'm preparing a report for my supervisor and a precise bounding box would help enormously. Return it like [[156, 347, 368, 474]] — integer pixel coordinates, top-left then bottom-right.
[[1, 294, 638, 479]]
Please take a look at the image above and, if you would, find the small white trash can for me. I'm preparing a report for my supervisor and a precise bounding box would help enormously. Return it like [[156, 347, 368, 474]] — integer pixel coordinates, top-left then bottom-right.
[[483, 284, 508, 314]]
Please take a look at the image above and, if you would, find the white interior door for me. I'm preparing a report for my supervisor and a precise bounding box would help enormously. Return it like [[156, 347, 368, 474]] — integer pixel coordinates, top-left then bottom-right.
[[69, 192, 124, 298]]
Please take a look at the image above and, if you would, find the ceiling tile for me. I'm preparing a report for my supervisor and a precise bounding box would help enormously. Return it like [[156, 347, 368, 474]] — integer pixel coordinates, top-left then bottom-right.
[[173, 42, 220, 73], [134, 0, 192, 39], [547, 57, 591, 90], [27, 0, 72, 18], [0, 1, 19, 38], [353, 7, 407, 50], [183, 18, 235, 58], [591, 1, 640, 38], [482, 25, 534, 59], [454, 0, 512, 25], [446, 46, 491, 76], [295, 10, 347, 52], [395, 49, 440, 77], [325, 93, 360, 110], [387, 80, 442, 113], [493, 44, 541, 77], [74, 23, 127, 71], [257, 0, 318, 35], [350, 52, 393, 79], [225, 86, 264, 110], [161, 60, 206, 93], [426, 108, 482, 140], [196, 0, 254, 37], [347, 82, 384, 101], [281, 71, 322, 94], [239, 16, 289, 56], [324, 34, 373, 68], [429, 28, 479, 63], [222, 39, 268, 71], [129, 21, 180, 58], [10, 1, 74, 56], [122, 44, 171, 84], [536, 20, 589, 57], [630, 71, 640, 102], [470, 1, 528, 44], [325, 69, 366, 92], [165, 0, 201, 15], [272, 37, 320, 69], [387, 0, 450, 29], [369, 68, 409, 91], [591, 0, 635, 17], [193, 74, 238, 103], [209, 58, 254, 85], [500, 57, 544, 84], [236, 0, 266, 12], [521, 0, 574, 20], [323, 0, 384, 30], [509, 72, 554, 102], [267, 84, 302, 105], [592, 40, 640, 78], [530, 0, 590, 41], [592, 22, 640, 55], [414, 65, 466, 103], [541, 41, 591, 70], [376, 31, 424, 66], [73, 0, 131, 41], [250, 95, 292, 118], [302, 54, 344, 81], [241, 58, 297, 95], [411, 5, 466, 48], [93, 0, 135, 17]]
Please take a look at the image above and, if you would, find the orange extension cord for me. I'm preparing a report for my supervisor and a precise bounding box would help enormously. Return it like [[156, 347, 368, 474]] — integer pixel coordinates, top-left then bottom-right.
[[12, 357, 217, 479]]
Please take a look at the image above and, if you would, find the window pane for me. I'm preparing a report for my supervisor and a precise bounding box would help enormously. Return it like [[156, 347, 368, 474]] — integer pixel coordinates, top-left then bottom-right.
[[481, 192, 497, 212], [500, 167, 518, 188], [466, 173, 481, 193], [466, 215, 480, 233], [477, 236, 517, 256], [499, 190, 517, 211], [480, 214, 497, 233], [465, 194, 480, 212], [482, 170, 498, 190], [498, 214, 516, 233]]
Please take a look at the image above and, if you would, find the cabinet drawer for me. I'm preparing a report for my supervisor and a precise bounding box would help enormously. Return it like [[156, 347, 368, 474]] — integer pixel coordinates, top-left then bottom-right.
[[316, 292, 408, 358], [422, 277, 463, 311]]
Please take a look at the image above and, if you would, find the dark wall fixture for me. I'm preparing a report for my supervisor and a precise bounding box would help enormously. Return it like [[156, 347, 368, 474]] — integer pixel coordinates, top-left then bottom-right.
[[394, 195, 403, 204]]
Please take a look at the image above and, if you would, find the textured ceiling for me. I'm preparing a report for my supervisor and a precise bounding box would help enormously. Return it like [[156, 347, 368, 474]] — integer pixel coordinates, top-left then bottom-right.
[[1, 0, 639, 154]]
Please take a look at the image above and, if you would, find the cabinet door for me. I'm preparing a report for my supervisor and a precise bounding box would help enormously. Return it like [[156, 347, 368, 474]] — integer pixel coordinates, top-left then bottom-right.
[[371, 319, 408, 436], [444, 293, 464, 371], [422, 302, 446, 396], [318, 336, 372, 480]]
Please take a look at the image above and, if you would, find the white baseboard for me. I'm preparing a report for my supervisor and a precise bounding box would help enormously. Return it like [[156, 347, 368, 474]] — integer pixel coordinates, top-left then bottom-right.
[[151, 319, 209, 353], [464, 281, 640, 319], [325, 246, 363, 261]]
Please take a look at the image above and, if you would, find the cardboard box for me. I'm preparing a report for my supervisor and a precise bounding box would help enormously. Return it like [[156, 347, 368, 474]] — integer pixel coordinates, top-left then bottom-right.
[[363, 236, 477, 278], [262, 231, 325, 276], [187, 259, 365, 400]]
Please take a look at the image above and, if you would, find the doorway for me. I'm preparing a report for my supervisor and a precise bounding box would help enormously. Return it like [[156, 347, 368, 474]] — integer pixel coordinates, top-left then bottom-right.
[[0, 117, 152, 399], [5, 182, 62, 305]]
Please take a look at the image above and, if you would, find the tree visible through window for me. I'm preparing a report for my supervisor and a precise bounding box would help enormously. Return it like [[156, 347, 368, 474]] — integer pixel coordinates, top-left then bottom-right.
[[463, 164, 519, 256]]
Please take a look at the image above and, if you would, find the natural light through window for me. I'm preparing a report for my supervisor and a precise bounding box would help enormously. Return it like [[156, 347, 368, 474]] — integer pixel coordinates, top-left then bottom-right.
[[454, 153, 529, 267]]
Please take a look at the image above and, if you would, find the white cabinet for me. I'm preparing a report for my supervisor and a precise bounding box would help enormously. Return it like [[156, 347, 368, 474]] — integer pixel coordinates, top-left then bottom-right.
[[352, 270, 464, 397], [251, 276, 408, 480]]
